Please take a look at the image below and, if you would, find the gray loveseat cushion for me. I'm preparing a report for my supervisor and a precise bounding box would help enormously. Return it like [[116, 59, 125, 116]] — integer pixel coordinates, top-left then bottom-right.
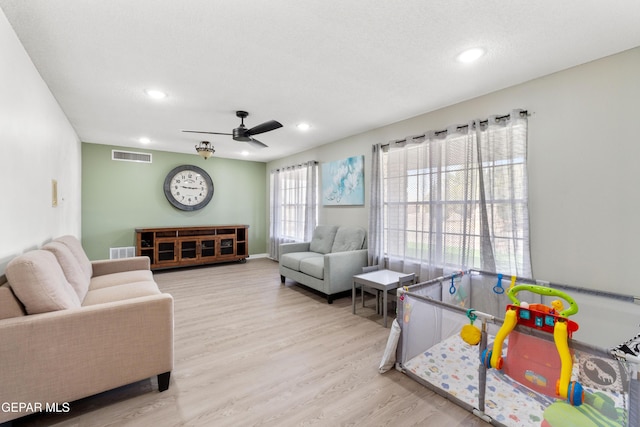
[[280, 252, 320, 271], [309, 225, 338, 254], [331, 226, 366, 252], [299, 257, 324, 280]]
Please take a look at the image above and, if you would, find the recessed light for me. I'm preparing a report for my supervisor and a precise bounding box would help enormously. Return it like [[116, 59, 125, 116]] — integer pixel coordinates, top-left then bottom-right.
[[457, 48, 485, 63], [297, 123, 311, 131], [139, 137, 151, 144], [144, 89, 167, 100]]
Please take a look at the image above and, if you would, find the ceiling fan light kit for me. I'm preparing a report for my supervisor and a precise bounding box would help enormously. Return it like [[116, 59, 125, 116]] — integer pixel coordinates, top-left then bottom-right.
[[183, 110, 283, 151], [195, 141, 215, 159]]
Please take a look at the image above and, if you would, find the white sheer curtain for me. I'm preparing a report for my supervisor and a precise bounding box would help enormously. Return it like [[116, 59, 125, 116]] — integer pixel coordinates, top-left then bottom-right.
[[368, 144, 385, 269], [369, 109, 531, 280], [269, 161, 318, 260]]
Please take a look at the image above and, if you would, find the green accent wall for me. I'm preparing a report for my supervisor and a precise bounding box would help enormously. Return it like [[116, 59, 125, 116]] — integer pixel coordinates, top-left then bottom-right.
[[81, 143, 267, 260]]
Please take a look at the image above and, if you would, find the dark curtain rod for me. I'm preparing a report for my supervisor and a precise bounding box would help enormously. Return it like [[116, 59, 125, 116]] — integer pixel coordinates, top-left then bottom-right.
[[272, 160, 318, 173], [387, 110, 528, 146]]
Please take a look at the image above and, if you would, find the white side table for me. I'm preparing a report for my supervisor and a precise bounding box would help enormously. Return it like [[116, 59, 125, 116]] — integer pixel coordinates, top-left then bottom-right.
[[352, 270, 413, 327]]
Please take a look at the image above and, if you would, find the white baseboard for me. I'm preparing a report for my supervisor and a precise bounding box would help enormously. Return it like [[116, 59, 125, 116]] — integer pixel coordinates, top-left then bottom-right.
[[248, 253, 270, 259]]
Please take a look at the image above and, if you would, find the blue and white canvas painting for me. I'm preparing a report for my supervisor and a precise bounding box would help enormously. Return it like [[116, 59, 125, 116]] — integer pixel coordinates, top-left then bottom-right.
[[322, 155, 364, 205]]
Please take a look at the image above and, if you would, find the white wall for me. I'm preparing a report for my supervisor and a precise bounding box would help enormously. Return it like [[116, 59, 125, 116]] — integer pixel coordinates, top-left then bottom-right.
[[0, 10, 82, 274], [268, 47, 640, 296]]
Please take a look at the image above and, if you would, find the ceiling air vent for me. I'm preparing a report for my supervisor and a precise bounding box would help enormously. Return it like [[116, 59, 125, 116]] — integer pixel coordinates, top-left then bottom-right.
[[112, 150, 152, 163]]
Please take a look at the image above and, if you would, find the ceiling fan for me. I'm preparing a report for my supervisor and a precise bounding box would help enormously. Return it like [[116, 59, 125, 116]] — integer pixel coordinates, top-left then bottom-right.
[[183, 110, 282, 149]]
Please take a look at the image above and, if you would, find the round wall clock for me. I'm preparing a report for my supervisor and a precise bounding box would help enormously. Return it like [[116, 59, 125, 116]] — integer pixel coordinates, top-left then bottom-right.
[[163, 165, 214, 211]]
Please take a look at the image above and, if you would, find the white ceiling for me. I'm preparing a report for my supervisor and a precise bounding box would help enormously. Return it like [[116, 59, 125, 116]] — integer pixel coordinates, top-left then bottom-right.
[[2, 1, 640, 162]]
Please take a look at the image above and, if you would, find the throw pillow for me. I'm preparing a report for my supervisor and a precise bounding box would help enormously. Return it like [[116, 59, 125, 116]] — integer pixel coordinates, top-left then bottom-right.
[[309, 225, 338, 254], [43, 241, 90, 301], [331, 226, 366, 252], [6, 250, 81, 314]]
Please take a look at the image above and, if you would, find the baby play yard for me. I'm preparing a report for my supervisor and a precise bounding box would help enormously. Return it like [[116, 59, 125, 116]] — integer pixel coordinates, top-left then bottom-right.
[[391, 270, 640, 427]]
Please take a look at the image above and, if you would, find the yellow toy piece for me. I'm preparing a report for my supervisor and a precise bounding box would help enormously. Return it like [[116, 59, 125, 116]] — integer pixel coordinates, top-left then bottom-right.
[[461, 309, 481, 345], [489, 308, 518, 369], [461, 323, 481, 345], [551, 299, 564, 312], [553, 319, 579, 403]]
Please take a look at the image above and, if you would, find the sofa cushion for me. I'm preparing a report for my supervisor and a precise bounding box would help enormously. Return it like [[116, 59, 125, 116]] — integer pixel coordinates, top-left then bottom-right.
[[0, 282, 26, 320], [309, 225, 338, 254], [280, 252, 320, 271], [89, 269, 155, 291], [299, 257, 324, 280], [82, 281, 161, 306], [54, 235, 93, 280], [43, 241, 90, 301], [331, 226, 366, 252], [6, 250, 81, 314]]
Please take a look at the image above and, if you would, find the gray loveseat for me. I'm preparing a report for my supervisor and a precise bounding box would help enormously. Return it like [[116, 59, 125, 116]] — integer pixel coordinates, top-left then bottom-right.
[[279, 225, 367, 303]]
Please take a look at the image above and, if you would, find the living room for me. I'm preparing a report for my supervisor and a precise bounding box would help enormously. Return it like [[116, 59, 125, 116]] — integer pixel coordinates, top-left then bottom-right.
[[2, 2, 640, 426]]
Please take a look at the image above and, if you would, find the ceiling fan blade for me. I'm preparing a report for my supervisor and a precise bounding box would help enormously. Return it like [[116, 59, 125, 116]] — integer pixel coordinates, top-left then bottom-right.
[[247, 137, 268, 149], [182, 130, 232, 136], [247, 120, 282, 136]]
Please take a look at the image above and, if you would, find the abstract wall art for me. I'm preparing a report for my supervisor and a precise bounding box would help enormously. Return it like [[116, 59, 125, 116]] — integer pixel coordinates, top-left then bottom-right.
[[321, 155, 364, 206]]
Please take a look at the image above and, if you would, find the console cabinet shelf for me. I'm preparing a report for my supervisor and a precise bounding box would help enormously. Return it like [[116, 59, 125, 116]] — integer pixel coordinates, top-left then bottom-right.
[[136, 225, 249, 270]]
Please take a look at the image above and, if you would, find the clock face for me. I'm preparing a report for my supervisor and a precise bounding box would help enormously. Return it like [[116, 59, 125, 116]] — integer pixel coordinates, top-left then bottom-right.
[[163, 165, 214, 211]]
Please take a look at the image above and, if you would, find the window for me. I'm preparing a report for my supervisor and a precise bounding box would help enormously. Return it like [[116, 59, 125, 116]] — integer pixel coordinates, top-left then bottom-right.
[[269, 161, 318, 259], [277, 168, 313, 240], [376, 111, 531, 279]]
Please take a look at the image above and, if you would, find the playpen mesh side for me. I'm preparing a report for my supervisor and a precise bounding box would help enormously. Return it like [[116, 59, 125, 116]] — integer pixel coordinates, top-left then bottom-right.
[[397, 272, 542, 363], [396, 272, 640, 427], [465, 270, 640, 350], [398, 281, 488, 414]]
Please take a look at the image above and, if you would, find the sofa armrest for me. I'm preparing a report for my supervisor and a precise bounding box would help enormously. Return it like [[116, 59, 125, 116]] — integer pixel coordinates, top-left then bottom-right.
[[324, 249, 368, 294], [0, 293, 173, 421], [91, 256, 151, 276], [279, 242, 311, 257]]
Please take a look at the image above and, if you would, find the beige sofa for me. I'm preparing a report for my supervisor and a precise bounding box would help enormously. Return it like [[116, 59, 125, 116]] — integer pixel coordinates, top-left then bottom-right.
[[0, 236, 173, 424], [279, 225, 367, 303]]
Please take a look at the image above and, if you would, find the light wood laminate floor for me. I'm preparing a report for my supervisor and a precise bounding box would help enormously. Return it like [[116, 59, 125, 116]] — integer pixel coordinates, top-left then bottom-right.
[[14, 258, 486, 427]]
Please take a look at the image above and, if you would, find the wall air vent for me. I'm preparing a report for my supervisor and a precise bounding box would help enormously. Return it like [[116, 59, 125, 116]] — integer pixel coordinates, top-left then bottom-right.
[[112, 150, 152, 163], [110, 246, 136, 259]]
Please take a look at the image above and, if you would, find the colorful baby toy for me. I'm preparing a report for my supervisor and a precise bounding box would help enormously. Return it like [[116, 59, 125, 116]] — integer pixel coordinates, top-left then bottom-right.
[[481, 283, 584, 406]]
